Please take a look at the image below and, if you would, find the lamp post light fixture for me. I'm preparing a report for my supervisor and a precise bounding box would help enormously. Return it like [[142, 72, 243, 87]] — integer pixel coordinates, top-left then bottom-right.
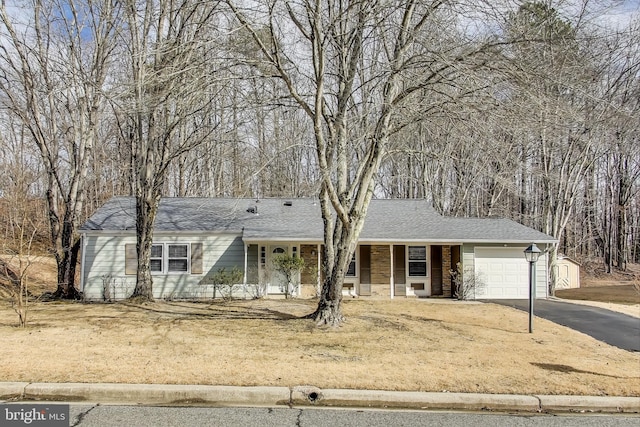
[[524, 243, 541, 333]]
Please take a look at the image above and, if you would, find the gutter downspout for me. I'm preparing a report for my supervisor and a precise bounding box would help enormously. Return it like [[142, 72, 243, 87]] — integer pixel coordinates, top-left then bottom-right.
[[243, 243, 249, 299], [390, 244, 395, 299], [243, 243, 248, 285], [317, 244, 321, 297]]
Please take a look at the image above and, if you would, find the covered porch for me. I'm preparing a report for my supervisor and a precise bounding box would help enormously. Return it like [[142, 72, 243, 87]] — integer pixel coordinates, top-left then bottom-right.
[[299, 242, 461, 298]]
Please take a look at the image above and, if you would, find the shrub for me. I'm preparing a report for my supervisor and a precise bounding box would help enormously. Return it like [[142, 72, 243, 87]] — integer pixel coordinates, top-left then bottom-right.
[[210, 266, 243, 300], [271, 254, 305, 298], [450, 262, 485, 300]]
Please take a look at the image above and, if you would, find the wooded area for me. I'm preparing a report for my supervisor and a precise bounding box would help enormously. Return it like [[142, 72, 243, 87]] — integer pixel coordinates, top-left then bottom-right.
[[0, 1, 638, 320]]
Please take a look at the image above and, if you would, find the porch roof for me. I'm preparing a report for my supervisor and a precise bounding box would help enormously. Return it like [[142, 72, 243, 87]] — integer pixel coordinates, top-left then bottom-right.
[[80, 197, 556, 244]]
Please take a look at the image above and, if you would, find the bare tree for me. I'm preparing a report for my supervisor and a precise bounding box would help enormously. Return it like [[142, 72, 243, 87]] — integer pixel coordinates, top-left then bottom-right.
[[0, 0, 121, 298], [502, 1, 607, 293], [374, 2, 640, 279], [0, 117, 46, 326], [596, 22, 640, 272], [115, 0, 222, 300], [228, 0, 502, 325]]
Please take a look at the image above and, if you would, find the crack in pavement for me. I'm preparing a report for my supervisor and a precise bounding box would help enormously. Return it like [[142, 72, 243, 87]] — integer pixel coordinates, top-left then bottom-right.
[[71, 403, 99, 427]]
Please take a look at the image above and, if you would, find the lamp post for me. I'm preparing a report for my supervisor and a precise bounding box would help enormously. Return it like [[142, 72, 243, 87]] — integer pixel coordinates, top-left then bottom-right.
[[524, 243, 541, 333]]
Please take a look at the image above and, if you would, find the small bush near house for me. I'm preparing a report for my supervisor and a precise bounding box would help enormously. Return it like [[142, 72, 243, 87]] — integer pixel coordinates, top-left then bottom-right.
[[272, 254, 305, 298], [451, 262, 485, 300], [209, 267, 243, 300]]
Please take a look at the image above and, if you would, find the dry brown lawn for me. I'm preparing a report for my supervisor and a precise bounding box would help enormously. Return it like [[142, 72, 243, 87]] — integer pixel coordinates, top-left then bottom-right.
[[556, 285, 640, 305], [0, 255, 57, 299], [0, 298, 638, 397]]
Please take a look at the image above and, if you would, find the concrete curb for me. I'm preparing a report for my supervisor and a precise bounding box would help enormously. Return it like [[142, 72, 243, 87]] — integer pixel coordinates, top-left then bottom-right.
[[291, 386, 540, 411], [0, 382, 29, 400], [20, 383, 290, 406], [536, 395, 640, 413], [1, 383, 638, 413]]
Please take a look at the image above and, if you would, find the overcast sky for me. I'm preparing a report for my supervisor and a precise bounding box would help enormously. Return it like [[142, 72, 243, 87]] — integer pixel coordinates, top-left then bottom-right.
[[595, 0, 639, 28]]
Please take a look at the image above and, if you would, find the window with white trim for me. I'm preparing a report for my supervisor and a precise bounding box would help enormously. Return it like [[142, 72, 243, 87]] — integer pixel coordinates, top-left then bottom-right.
[[150, 245, 163, 272], [150, 243, 190, 274], [346, 252, 357, 277], [168, 244, 189, 272], [408, 246, 427, 277], [125, 243, 201, 275]]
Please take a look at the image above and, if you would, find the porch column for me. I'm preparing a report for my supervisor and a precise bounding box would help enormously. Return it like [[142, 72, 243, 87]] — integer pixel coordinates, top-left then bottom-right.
[[243, 244, 248, 285], [390, 244, 395, 299]]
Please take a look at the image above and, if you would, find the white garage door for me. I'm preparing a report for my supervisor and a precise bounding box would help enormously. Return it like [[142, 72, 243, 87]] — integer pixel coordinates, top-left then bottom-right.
[[474, 247, 530, 299]]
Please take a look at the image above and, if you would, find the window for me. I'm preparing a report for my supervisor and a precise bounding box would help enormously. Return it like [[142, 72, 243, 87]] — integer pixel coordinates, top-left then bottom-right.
[[168, 244, 189, 272], [150, 243, 189, 274], [125, 242, 200, 275], [408, 246, 427, 276], [150, 245, 163, 272], [346, 252, 357, 277]]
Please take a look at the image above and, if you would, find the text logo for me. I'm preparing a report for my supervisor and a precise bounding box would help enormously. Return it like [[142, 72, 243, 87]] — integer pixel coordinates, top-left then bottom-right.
[[1, 405, 69, 427]]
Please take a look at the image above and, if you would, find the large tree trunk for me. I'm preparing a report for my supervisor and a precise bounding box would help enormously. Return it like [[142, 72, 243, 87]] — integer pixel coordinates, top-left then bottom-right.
[[46, 176, 82, 299], [310, 237, 353, 326], [313, 279, 345, 327], [131, 192, 159, 301], [53, 237, 81, 299], [616, 169, 630, 271]]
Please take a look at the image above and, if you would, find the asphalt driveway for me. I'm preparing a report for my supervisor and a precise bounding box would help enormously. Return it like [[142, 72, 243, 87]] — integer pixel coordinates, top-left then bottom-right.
[[488, 299, 640, 352]]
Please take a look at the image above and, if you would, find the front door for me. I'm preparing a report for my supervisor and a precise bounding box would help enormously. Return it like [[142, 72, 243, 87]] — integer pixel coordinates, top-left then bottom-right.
[[268, 245, 289, 294], [431, 245, 443, 295], [394, 245, 406, 296]]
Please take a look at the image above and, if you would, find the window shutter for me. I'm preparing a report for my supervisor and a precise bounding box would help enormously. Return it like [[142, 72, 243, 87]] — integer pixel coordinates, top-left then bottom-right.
[[125, 244, 137, 275], [191, 243, 203, 274], [359, 246, 371, 295]]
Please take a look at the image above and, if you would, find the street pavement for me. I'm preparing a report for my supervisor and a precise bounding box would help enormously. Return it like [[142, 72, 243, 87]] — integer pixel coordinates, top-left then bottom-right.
[[65, 405, 640, 427], [488, 299, 640, 352]]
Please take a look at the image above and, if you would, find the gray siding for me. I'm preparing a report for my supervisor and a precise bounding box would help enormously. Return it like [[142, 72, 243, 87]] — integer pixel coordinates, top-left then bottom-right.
[[82, 233, 245, 301]]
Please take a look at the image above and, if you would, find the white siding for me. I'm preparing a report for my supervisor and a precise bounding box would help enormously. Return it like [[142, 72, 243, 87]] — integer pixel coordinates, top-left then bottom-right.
[[462, 244, 548, 300]]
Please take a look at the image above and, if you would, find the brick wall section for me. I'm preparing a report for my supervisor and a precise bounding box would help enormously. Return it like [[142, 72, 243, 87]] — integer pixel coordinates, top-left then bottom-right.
[[442, 245, 452, 297], [371, 245, 391, 285]]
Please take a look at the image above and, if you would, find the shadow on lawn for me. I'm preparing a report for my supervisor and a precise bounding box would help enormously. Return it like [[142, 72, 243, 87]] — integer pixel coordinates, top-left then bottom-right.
[[531, 362, 636, 379], [122, 301, 303, 321]]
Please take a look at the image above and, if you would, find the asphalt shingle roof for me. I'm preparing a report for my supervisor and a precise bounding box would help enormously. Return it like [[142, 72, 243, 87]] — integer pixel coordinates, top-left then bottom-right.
[[80, 197, 556, 244]]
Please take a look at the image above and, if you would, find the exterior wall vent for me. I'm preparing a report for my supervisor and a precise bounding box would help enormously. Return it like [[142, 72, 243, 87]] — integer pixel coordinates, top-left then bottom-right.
[[283, 201, 293, 207]]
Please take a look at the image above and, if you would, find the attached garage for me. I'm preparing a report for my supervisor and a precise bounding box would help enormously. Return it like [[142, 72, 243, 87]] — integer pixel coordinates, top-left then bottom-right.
[[474, 247, 547, 299]]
